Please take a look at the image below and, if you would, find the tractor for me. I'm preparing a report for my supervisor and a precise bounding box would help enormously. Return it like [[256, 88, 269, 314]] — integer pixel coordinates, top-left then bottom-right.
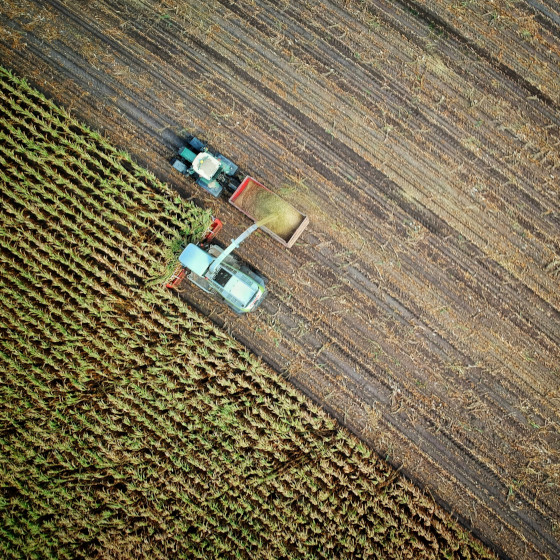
[[170, 135, 241, 197], [167, 219, 267, 314]]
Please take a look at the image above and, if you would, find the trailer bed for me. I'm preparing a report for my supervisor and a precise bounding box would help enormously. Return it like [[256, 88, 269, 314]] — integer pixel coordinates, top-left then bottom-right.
[[229, 177, 309, 248]]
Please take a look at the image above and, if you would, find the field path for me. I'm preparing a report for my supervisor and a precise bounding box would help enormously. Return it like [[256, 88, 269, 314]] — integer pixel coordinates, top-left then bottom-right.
[[1, 1, 559, 558]]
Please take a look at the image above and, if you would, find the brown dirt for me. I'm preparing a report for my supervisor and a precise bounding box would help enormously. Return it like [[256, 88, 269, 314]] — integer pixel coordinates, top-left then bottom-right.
[[1, 0, 559, 558]]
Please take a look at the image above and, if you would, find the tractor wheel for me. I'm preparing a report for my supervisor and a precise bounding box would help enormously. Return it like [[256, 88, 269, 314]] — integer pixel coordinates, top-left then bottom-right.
[[188, 136, 206, 151]]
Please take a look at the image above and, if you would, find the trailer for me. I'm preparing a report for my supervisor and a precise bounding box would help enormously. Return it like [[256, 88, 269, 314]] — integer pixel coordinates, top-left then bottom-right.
[[229, 177, 309, 248]]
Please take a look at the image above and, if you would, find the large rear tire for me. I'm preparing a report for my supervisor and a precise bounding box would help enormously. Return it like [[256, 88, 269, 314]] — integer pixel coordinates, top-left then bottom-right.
[[188, 136, 206, 151], [171, 158, 188, 174]]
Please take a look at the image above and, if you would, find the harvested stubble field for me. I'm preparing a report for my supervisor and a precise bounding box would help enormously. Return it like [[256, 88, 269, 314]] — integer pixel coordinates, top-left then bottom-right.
[[0, 64, 496, 559], [0, 0, 559, 559]]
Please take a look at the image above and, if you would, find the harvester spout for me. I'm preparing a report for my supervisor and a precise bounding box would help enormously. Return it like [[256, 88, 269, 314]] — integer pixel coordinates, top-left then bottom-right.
[[208, 216, 276, 275]]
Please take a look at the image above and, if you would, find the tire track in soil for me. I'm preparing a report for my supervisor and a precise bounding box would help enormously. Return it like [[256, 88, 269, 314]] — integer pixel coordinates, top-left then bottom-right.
[[420, 0, 560, 104], [389, 0, 560, 111], [526, 0, 560, 29], [1, 1, 559, 559]]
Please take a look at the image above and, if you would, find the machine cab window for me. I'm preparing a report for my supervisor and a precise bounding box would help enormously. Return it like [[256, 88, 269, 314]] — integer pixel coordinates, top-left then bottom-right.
[[214, 268, 233, 288]]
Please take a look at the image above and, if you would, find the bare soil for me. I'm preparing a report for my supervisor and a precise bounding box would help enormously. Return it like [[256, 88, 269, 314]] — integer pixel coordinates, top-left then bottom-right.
[[1, 0, 558, 558]]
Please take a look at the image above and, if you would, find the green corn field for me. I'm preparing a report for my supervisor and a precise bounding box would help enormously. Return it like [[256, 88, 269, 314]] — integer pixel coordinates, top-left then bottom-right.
[[0, 65, 496, 559]]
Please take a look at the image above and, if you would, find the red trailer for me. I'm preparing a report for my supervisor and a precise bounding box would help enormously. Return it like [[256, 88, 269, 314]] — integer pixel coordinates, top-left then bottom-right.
[[229, 177, 309, 248]]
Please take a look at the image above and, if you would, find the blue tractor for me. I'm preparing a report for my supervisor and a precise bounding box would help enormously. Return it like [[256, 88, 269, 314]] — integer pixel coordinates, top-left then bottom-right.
[[170, 136, 241, 197]]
